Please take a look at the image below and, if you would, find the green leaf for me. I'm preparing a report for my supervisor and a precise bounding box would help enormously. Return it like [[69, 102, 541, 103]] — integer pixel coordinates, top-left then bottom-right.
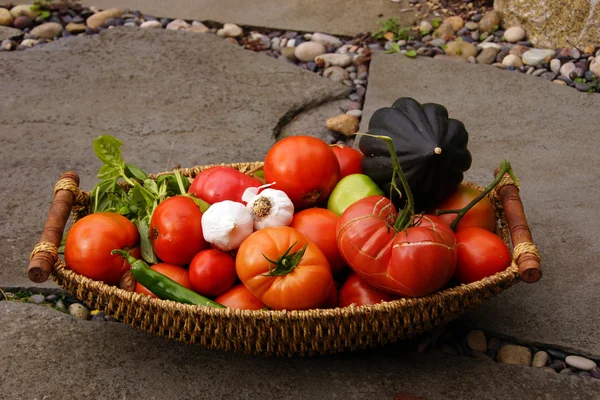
[[136, 217, 159, 264], [143, 179, 159, 196], [97, 165, 121, 180], [432, 19, 441, 28], [405, 49, 417, 58], [93, 135, 125, 167], [385, 42, 401, 54], [125, 164, 148, 181], [254, 170, 265, 179]]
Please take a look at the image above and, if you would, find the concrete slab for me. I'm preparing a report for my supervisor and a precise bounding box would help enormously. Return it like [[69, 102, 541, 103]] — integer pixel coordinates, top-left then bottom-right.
[[0, 26, 23, 41], [2, 301, 599, 399], [361, 53, 600, 358], [0, 28, 348, 287], [81, 0, 417, 37]]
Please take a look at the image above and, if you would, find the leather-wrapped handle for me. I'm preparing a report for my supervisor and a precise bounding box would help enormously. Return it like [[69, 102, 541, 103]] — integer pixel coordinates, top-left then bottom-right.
[[495, 172, 542, 283], [28, 172, 80, 283]]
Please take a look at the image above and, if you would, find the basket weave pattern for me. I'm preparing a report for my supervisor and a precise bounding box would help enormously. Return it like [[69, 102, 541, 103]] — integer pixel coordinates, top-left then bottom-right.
[[45, 162, 522, 356]]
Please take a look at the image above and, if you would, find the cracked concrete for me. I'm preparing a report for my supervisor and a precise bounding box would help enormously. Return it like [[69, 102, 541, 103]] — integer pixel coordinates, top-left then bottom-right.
[[0, 28, 349, 287]]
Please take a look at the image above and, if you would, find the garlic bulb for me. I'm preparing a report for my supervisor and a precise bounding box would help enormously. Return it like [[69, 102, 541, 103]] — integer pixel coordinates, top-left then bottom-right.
[[201, 200, 254, 251], [243, 186, 294, 230]]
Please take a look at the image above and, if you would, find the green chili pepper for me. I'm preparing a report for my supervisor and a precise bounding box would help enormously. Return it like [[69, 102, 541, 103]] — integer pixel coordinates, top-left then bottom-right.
[[112, 250, 225, 308]]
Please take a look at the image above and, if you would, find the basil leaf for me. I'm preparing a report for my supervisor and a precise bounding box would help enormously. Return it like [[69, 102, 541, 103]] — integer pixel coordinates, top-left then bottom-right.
[[143, 179, 159, 196], [158, 174, 189, 196], [93, 135, 125, 167], [97, 165, 120, 180], [136, 217, 158, 264], [125, 164, 148, 181], [405, 49, 417, 58]]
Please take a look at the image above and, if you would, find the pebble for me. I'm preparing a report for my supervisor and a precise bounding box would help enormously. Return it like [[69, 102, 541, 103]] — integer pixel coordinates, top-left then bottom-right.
[[478, 42, 501, 50], [590, 57, 600, 78], [508, 45, 530, 58], [280, 47, 297, 61], [20, 38, 37, 47], [478, 10, 499, 33], [429, 38, 446, 47], [546, 349, 567, 361], [435, 22, 454, 41], [585, 71, 596, 81], [166, 19, 189, 31], [497, 345, 532, 366], [140, 20, 163, 29], [86, 8, 124, 29], [575, 82, 591, 92], [471, 13, 482, 22], [286, 38, 296, 47], [445, 41, 477, 59], [323, 66, 349, 83], [311, 32, 341, 50], [217, 23, 242, 37], [0, 7, 12, 26], [271, 37, 281, 51], [550, 59, 561, 74], [326, 114, 359, 136], [533, 68, 547, 77], [465, 21, 478, 31], [444, 16, 464, 32], [30, 22, 63, 39], [559, 61, 576, 78], [189, 21, 209, 33], [419, 20, 432, 34], [346, 109, 362, 118], [28, 294, 46, 304], [466, 330, 487, 352], [295, 41, 326, 62], [13, 15, 33, 29], [315, 53, 352, 68], [504, 26, 526, 43], [541, 71, 557, 81], [356, 85, 366, 98], [548, 361, 567, 371], [66, 22, 86, 33], [591, 367, 600, 379], [532, 351, 549, 367], [526, 67, 535, 74], [45, 294, 58, 302], [575, 60, 588, 71], [565, 355, 597, 371], [471, 31, 479, 41], [68, 303, 90, 320], [496, 50, 508, 63], [559, 368, 574, 375], [55, 300, 67, 312], [522, 49, 556, 66], [502, 54, 523, 68], [10, 4, 37, 19]]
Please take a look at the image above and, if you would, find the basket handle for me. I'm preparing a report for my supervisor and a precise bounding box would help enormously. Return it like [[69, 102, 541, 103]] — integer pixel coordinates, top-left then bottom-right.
[[28, 172, 80, 283], [495, 170, 542, 283]]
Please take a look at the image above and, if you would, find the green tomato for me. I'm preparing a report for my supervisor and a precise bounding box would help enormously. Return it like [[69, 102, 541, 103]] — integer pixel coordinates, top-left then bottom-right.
[[327, 174, 385, 216]]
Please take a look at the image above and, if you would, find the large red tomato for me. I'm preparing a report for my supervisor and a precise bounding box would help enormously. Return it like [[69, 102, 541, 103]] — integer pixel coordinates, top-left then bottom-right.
[[65, 212, 140, 285], [454, 227, 512, 284], [150, 196, 208, 266], [135, 263, 192, 298], [188, 249, 237, 297], [339, 273, 398, 307], [337, 195, 457, 297], [215, 284, 266, 310], [289, 208, 346, 275], [189, 166, 262, 204], [433, 185, 496, 232], [331, 144, 363, 179], [236, 226, 334, 310], [264, 136, 340, 210]]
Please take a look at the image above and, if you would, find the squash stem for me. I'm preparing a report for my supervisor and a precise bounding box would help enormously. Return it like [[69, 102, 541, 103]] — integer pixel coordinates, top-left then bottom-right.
[[436, 160, 517, 231], [358, 133, 415, 231]]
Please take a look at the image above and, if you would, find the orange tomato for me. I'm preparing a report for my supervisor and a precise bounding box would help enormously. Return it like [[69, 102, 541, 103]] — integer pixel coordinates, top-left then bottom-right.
[[433, 186, 496, 232], [135, 263, 192, 298], [215, 284, 266, 310], [235, 226, 333, 310]]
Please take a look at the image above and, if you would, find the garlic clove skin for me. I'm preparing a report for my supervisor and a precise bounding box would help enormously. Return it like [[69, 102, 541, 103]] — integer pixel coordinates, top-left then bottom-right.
[[246, 188, 294, 230], [201, 200, 254, 251]]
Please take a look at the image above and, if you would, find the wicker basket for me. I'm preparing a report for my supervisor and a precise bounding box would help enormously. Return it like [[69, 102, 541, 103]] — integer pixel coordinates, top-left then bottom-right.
[[28, 162, 541, 356]]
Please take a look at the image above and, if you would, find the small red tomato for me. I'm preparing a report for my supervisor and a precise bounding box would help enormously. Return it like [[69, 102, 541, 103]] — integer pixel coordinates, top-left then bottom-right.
[[454, 227, 512, 284], [150, 196, 208, 266], [189, 166, 262, 205], [188, 249, 237, 297], [338, 273, 398, 307], [135, 263, 192, 298], [215, 284, 266, 310], [433, 186, 496, 232], [289, 208, 346, 275], [331, 144, 363, 179]]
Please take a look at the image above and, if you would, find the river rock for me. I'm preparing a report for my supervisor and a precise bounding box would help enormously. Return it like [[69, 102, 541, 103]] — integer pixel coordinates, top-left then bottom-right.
[[550, 58, 561, 74], [295, 41, 326, 62], [217, 23, 242, 37], [188, 21, 209, 33], [590, 56, 600, 77], [466, 330, 487, 352], [508, 44, 530, 58], [326, 114, 359, 136], [476, 47, 499, 64], [13, 15, 32, 29], [479, 10, 500, 33], [565, 355, 597, 371], [445, 41, 477, 59], [68, 303, 90, 320], [420, 20, 432, 33], [86, 8, 123, 29], [494, 0, 600, 48], [10, 4, 37, 19], [559, 62, 576, 78], [0, 7, 12, 26], [28, 294, 46, 304], [315, 53, 352, 68], [502, 54, 523, 68], [504, 26, 526, 42], [444, 16, 464, 32], [280, 46, 297, 62], [522, 49, 556, 66], [140, 20, 163, 29], [64, 22, 86, 33], [497, 345, 532, 366], [311, 32, 341, 50], [532, 351, 549, 367], [30, 22, 63, 39], [435, 21, 455, 41], [323, 66, 349, 83], [166, 19, 189, 31]]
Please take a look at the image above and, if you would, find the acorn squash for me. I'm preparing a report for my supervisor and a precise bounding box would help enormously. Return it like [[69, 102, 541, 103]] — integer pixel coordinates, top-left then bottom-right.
[[359, 97, 472, 211]]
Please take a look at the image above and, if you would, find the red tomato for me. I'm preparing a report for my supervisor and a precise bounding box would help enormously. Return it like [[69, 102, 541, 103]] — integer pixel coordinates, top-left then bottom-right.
[[337, 195, 457, 297], [339, 273, 398, 307], [236, 226, 334, 310], [135, 263, 192, 298], [150, 196, 208, 266], [188, 249, 237, 297], [289, 208, 345, 275], [433, 185, 496, 232], [189, 166, 262, 204], [454, 227, 512, 284], [215, 284, 266, 310], [264, 136, 340, 210], [331, 144, 363, 179], [65, 213, 140, 285]]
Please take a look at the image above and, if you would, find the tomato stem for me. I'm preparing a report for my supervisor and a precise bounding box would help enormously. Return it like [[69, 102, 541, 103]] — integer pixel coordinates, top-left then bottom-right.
[[436, 160, 517, 231], [358, 133, 415, 231], [173, 169, 211, 213], [262, 242, 307, 277]]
